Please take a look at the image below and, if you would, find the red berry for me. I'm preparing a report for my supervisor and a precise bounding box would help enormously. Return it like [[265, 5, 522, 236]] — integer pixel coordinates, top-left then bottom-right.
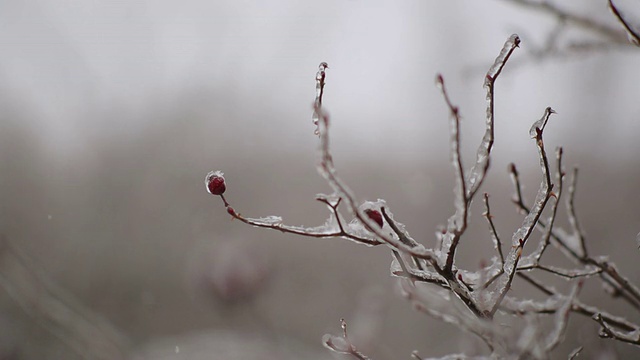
[[364, 209, 383, 228], [206, 171, 226, 195]]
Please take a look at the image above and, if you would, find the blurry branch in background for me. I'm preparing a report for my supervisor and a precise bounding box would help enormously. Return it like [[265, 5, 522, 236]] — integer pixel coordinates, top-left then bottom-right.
[[208, 33, 640, 360], [608, 0, 640, 45], [502, 0, 639, 62], [0, 237, 129, 359]]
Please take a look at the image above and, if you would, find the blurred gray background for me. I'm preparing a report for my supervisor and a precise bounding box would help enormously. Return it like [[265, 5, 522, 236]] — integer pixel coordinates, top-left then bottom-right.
[[0, 0, 639, 358]]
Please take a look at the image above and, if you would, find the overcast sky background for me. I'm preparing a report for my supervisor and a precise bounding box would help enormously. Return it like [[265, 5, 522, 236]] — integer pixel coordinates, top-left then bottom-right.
[[1, 0, 639, 162]]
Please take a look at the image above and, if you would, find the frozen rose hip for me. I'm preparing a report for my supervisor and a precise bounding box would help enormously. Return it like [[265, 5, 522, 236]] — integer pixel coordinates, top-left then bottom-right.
[[364, 209, 383, 228], [206, 171, 226, 195]]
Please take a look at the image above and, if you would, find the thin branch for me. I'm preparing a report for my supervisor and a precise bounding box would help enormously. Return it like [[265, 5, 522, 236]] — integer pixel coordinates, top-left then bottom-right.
[[312, 62, 329, 136], [479, 193, 505, 290], [544, 281, 583, 352], [568, 346, 583, 360], [467, 33, 520, 199], [436, 73, 469, 273], [510, 165, 640, 311], [314, 104, 440, 262], [535, 147, 564, 261], [483, 193, 504, 265], [323, 319, 371, 359], [518, 264, 601, 279], [439, 34, 521, 274], [489, 107, 556, 317], [399, 280, 497, 352], [566, 167, 588, 258], [381, 207, 420, 248], [594, 313, 640, 346], [608, 0, 640, 46], [503, 0, 628, 44], [518, 273, 640, 332], [223, 200, 383, 246]]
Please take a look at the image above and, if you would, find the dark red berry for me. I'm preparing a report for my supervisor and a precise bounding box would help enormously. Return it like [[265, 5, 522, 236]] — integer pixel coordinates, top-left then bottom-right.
[[206, 171, 226, 195], [364, 209, 383, 228]]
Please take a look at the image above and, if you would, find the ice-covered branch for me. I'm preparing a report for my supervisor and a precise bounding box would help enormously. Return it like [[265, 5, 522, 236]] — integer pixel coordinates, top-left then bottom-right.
[[566, 168, 588, 257], [400, 280, 500, 353], [469, 34, 520, 200], [487, 107, 556, 317], [483, 193, 504, 266], [205, 29, 640, 357], [509, 159, 640, 311], [322, 319, 371, 359], [312, 62, 329, 135], [518, 272, 640, 333], [314, 103, 440, 262], [543, 281, 582, 352], [516, 147, 563, 269], [439, 34, 520, 274], [594, 313, 640, 346]]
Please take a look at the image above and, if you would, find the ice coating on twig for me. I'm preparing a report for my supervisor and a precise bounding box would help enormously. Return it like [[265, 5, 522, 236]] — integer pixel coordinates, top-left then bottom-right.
[[487, 107, 555, 315], [466, 34, 520, 199], [312, 62, 329, 136], [438, 34, 520, 274], [529, 107, 556, 138], [322, 319, 370, 359], [544, 281, 582, 352], [485, 34, 521, 82]]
